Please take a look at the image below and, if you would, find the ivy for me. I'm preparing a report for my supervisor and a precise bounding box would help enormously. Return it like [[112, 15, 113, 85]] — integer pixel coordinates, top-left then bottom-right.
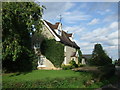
[[41, 39, 64, 67], [78, 49, 82, 64]]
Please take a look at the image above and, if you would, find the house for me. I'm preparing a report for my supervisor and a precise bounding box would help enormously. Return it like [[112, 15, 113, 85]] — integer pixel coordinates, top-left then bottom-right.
[[32, 20, 80, 69], [81, 54, 92, 64]]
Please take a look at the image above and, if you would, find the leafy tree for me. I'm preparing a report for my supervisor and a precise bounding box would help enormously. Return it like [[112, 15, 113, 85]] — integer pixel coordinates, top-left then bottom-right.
[[2, 2, 44, 72], [91, 44, 112, 66]]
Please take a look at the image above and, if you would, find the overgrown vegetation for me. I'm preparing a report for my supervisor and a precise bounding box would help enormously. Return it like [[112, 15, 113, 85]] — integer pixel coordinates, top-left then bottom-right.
[[97, 64, 115, 81], [2, 2, 45, 72], [41, 39, 64, 67]]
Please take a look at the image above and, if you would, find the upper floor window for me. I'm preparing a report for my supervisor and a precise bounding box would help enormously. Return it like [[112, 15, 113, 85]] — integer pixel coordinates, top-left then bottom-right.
[[58, 29, 61, 36]]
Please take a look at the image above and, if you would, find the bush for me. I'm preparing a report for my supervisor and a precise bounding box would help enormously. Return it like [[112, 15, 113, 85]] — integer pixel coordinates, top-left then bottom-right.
[[61, 64, 72, 70], [98, 64, 115, 80], [79, 64, 86, 67], [69, 60, 78, 68]]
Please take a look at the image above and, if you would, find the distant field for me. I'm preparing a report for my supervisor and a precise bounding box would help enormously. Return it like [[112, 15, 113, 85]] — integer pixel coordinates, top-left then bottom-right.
[[2, 70, 114, 88]]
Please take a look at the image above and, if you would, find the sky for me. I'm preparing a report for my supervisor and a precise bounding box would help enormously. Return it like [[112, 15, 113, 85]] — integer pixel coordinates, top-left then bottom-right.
[[40, 2, 119, 60]]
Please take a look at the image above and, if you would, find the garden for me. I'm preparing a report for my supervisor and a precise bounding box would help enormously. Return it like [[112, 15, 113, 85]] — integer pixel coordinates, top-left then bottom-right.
[[2, 2, 119, 89]]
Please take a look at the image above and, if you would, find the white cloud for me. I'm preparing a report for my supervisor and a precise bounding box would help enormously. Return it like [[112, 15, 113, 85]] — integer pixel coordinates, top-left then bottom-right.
[[97, 9, 111, 15], [104, 45, 118, 60], [88, 18, 99, 25], [63, 10, 90, 24], [41, 2, 75, 22], [108, 31, 118, 39], [109, 21, 118, 29], [81, 22, 118, 42], [106, 9, 110, 12], [75, 21, 118, 60], [103, 14, 118, 23], [63, 25, 85, 34]]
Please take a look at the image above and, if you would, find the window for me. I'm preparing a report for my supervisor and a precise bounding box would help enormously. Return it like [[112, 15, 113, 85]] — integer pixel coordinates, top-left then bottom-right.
[[58, 30, 61, 35], [38, 56, 45, 65]]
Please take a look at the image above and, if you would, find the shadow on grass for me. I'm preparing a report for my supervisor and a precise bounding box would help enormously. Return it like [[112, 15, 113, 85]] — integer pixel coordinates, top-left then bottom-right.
[[9, 70, 32, 77]]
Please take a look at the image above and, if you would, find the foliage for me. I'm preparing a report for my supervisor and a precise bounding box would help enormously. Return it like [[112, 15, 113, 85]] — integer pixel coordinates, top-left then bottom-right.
[[78, 49, 82, 63], [61, 60, 78, 70], [78, 64, 86, 67], [69, 59, 78, 68], [41, 39, 64, 67], [61, 64, 73, 70], [97, 64, 115, 80], [91, 44, 112, 66], [2, 2, 44, 72]]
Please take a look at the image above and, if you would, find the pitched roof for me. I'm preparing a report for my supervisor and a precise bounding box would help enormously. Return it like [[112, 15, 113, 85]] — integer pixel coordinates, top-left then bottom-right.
[[44, 20, 59, 29], [60, 31, 80, 49], [66, 33, 72, 37], [43, 20, 80, 49]]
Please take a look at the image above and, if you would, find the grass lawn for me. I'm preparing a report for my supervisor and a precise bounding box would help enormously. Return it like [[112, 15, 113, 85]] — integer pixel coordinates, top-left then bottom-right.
[[2, 70, 114, 88], [3, 70, 81, 82]]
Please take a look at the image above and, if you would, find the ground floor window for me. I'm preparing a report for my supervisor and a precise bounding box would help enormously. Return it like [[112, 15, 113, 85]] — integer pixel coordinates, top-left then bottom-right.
[[38, 56, 45, 65]]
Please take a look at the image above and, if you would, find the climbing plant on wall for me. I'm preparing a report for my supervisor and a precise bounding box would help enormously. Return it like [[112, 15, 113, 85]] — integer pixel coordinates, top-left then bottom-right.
[[78, 49, 82, 64], [41, 39, 64, 67]]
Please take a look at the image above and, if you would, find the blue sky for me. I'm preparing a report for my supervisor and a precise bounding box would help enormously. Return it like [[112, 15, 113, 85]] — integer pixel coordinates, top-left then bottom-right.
[[40, 2, 118, 60]]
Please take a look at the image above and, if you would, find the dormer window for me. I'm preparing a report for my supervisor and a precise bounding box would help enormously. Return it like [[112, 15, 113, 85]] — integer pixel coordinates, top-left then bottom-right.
[[54, 29, 61, 36], [58, 29, 61, 36], [69, 37, 73, 41]]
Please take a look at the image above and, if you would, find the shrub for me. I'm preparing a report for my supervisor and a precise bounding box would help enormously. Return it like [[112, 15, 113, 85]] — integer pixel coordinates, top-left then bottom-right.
[[61, 64, 72, 70], [69, 60, 78, 68], [79, 64, 86, 67], [61, 60, 78, 70], [98, 64, 115, 80]]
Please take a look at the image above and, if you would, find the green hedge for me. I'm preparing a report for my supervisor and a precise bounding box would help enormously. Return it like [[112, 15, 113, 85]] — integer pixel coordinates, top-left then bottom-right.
[[41, 39, 64, 67], [98, 64, 115, 79]]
